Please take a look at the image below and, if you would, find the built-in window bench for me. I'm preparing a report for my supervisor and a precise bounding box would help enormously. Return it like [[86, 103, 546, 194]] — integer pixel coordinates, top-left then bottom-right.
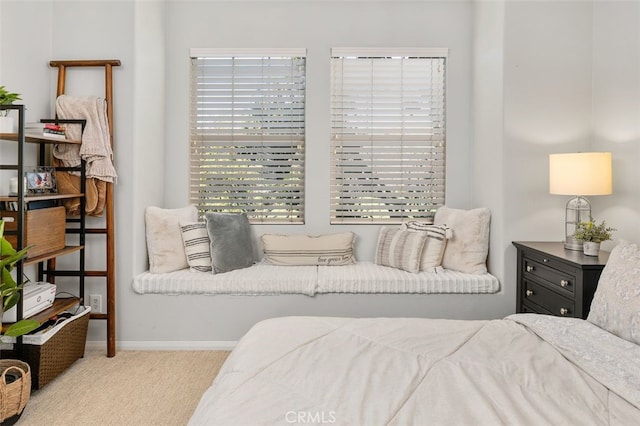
[[132, 261, 500, 296]]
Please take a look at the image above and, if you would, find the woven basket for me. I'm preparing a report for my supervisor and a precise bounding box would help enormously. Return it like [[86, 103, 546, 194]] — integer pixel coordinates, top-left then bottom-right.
[[0, 359, 31, 422], [21, 307, 90, 390]]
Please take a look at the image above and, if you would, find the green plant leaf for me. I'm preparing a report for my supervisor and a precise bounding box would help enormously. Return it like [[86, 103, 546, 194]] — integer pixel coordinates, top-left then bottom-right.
[[3, 291, 20, 311], [3, 319, 39, 337]]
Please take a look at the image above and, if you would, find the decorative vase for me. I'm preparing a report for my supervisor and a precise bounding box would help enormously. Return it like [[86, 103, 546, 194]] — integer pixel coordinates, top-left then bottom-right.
[[583, 241, 600, 257], [0, 116, 14, 133], [0, 359, 31, 424]]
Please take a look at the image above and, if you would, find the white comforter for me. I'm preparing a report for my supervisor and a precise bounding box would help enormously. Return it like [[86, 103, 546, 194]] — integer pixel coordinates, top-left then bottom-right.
[[189, 314, 640, 425]]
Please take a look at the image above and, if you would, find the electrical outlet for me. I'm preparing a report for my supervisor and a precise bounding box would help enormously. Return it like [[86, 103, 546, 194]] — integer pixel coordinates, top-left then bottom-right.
[[89, 294, 102, 313]]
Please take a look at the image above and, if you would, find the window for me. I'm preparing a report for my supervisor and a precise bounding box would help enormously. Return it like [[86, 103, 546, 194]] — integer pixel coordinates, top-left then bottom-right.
[[330, 48, 447, 224], [190, 48, 306, 223]]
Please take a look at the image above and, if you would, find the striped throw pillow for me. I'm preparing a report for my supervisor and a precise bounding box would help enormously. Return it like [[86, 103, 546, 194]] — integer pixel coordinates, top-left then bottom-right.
[[402, 221, 452, 272], [375, 227, 427, 273], [179, 221, 212, 272]]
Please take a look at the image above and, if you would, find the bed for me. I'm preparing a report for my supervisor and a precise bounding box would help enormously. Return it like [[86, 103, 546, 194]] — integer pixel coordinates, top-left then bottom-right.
[[188, 241, 640, 425]]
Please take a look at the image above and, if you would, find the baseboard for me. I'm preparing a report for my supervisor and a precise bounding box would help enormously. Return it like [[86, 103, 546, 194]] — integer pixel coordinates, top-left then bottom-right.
[[85, 340, 237, 351]]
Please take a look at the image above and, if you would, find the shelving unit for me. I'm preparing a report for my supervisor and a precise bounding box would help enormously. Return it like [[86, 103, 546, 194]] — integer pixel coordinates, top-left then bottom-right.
[[0, 105, 85, 332]]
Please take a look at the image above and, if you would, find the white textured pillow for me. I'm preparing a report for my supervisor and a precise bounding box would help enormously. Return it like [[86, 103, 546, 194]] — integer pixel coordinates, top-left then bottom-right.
[[262, 232, 355, 266], [434, 206, 491, 274], [402, 221, 452, 272], [587, 240, 640, 345], [375, 226, 427, 273], [179, 221, 212, 273], [145, 205, 198, 273]]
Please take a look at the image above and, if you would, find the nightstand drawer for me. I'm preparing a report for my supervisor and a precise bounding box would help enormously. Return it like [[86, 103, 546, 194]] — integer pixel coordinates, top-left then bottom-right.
[[523, 280, 574, 317], [523, 257, 575, 295]]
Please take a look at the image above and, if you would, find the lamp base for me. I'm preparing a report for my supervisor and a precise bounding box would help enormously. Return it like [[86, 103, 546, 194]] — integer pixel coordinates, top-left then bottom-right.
[[564, 236, 583, 251], [564, 196, 591, 251]]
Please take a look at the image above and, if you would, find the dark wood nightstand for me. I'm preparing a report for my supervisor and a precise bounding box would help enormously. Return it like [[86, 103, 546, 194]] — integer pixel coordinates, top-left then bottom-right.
[[513, 241, 609, 319]]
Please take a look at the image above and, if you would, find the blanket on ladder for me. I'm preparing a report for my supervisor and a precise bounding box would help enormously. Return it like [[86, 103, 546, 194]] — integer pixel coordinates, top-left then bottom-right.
[[53, 95, 117, 216]]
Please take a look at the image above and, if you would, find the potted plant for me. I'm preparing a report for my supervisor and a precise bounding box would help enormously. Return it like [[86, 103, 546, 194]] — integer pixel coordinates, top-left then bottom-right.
[[0, 86, 22, 133], [0, 220, 39, 425], [572, 218, 616, 256]]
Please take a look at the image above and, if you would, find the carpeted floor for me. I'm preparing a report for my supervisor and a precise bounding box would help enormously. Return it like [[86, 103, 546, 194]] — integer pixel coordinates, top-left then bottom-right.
[[17, 349, 230, 426]]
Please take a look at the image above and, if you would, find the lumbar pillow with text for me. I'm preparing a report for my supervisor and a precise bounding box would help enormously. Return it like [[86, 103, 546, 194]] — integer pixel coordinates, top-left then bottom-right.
[[587, 240, 640, 345], [261, 232, 356, 266], [205, 212, 255, 273], [375, 226, 427, 273], [402, 221, 452, 272], [179, 221, 212, 273], [145, 204, 198, 273], [434, 206, 491, 274]]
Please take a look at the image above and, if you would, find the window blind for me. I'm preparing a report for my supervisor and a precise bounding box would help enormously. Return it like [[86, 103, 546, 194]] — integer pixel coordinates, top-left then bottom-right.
[[330, 48, 447, 224], [190, 48, 306, 223]]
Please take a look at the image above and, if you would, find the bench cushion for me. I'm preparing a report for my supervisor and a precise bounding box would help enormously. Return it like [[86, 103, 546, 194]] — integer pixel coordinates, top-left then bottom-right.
[[133, 261, 499, 296]]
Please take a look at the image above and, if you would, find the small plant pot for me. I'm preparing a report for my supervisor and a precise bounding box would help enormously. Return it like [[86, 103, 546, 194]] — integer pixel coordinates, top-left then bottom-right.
[[583, 241, 601, 257]]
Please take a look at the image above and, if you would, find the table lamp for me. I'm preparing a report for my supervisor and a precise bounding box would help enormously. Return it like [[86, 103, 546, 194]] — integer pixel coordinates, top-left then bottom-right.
[[549, 152, 612, 250]]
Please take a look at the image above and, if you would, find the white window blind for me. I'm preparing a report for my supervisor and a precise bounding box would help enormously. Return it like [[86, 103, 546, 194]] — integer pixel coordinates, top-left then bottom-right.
[[330, 48, 447, 224], [190, 48, 306, 223]]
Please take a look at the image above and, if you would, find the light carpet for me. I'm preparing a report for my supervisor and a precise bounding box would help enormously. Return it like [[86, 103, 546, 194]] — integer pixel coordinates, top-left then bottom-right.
[[18, 349, 230, 426]]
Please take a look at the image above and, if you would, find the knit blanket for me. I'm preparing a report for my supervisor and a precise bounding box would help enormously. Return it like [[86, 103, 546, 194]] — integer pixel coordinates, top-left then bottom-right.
[[53, 95, 117, 182]]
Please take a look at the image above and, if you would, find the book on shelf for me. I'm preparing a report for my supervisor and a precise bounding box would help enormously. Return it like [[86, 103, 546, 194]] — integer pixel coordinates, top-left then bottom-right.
[[42, 126, 66, 140]]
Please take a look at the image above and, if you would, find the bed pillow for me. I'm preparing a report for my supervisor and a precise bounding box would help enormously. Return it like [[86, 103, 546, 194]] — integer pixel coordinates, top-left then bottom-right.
[[179, 221, 212, 273], [375, 226, 427, 273], [402, 221, 452, 272], [262, 232, 355, 266], [145, 205, 198, 273], [587, 240, 640, 345], [434, 206, 491, 274], [205, 212, 254, 273]]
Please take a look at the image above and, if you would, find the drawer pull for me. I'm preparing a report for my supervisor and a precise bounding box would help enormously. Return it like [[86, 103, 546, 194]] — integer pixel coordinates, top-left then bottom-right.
[[560, 308, 569, 316], [526, 265, 535, 272], [525, 289, 534, 297], [560, 279, 569, 287]]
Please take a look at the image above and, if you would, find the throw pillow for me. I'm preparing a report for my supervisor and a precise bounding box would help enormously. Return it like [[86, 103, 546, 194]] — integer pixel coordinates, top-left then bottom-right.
[[205, 212, 255, 273], [587, 240, 640, 345], [434, 206, 491, 274], [179, 221, 212, 273], [402, 221, 452, 272], [145, 205, 198, 273], [261, 232, 356, 266], [375, 226, 427, 273]]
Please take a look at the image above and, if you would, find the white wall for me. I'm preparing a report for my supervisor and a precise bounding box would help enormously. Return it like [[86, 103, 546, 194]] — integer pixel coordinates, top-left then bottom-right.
[[1, 0, 639, 347]]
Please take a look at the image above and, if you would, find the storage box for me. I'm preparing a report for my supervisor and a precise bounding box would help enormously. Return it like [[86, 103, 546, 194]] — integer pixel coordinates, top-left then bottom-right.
[[1, 206, 66, 258], [20, 306, 90, 390]]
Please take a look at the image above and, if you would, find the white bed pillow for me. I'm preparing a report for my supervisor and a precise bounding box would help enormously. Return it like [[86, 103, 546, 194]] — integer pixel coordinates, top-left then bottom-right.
[[375, 226, 427, 273], [402, 221, 452, 272], [434, 206, 491, 274], [262, 232, 355, 266], [145, 205, 198, 273], [179, 221, 212, 273], [587, 240, 640, 345]]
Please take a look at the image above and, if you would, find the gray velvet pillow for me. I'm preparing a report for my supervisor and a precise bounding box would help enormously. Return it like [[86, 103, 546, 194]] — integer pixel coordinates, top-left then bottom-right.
[[204, 212, 255, 273]]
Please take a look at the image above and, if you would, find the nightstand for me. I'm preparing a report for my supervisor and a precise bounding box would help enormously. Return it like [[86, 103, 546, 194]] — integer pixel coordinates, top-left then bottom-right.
[[513, 241, 609, 319]]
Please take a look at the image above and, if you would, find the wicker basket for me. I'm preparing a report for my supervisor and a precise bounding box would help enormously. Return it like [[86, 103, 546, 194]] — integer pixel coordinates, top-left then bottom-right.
[[20, 306, 90, 390], [0, 359, 31, 422]]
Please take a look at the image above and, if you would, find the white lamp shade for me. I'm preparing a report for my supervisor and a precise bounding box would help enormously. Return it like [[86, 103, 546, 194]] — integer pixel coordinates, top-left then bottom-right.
[[549, 152, 612, 196]]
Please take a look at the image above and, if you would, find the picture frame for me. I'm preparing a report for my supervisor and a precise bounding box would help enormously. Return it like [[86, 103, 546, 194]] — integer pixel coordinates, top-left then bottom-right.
[[25, 166, 57, 195]]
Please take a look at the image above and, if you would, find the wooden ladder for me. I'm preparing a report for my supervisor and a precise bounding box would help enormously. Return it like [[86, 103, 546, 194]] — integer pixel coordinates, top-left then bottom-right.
[[49, 59, 121, 357]]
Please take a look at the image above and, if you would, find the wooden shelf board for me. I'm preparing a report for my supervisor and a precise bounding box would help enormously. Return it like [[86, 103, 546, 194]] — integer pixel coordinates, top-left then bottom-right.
[[0, 132, 82, 144], [0, 193, 83, 202], [24, 245, 84, 265], [1, 296, 81, 332]]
